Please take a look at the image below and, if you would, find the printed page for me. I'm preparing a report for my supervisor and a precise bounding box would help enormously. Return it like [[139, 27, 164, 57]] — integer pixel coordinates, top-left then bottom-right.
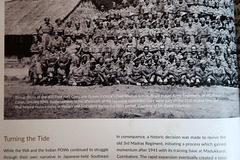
[[1, 0, 240, 160]]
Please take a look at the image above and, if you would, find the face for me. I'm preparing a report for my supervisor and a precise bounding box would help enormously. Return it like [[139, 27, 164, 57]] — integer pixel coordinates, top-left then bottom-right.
[[106, 61, 111, 67], [75, 23, 80, 29], [45, 18, 50, 24], [140, 37, 145, 43], [153, 55, 159, 62], [144, 47, 149, 53], [215, 46, 220, 55], [99, 58, 104, 65], [54, 33, 59, 39], [57, 20, 62, 25], [100, 5, 104, 11]]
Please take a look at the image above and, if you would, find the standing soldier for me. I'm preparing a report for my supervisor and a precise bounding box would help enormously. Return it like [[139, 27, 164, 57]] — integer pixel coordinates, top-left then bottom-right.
[[64, 21, 74, 40], [37, 17, 53, 50], [54, 18, 64, 38]]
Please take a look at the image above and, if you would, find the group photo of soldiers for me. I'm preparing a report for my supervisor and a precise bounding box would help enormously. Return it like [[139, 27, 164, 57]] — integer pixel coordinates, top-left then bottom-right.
[[29, 0, 238, 87]]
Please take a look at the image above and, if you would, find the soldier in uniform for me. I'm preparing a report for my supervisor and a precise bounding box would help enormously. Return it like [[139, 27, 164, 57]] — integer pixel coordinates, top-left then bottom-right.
[[49, 32, 64, 51], [116, 60, 129, 84], [155, 60, 169, 85], [54, 18, 64, 38], [142, 58, 156, 85], [169, 59, 187, 86], [37, 17, 53, 50], [195, 60, 211, 87], [100, 58, 117, 85], [73, 22, 83, 41], [127, 57, 144, 85], [207, 59, 227, 85], [45, 47, 58, 85], [64, 21, 74, 40], [57, 46, 71, 85], [185, 58, 197, 86]]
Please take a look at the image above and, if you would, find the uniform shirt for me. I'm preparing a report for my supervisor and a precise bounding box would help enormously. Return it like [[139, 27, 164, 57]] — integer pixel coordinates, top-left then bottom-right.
[[212, 66, 226, 79], [73, 28, 83, 39], [103, 65, 116, 76], [129, 64, 143, 78], [117, 67, 128, 77], [39, 23, 53, 34], [142, 64, 155, 75], [64, 26, 74, 37], [49, 36, 63, 50], [54, 24, 64, 36], [58, 51, 71, 64], [196, 67, 211, 79], [46, 52, 58, 68], [156, 66, 169, 78]]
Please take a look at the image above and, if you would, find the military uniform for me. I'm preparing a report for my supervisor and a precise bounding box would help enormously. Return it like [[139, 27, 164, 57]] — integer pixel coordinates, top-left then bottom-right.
[[38, 20, 53, 50]]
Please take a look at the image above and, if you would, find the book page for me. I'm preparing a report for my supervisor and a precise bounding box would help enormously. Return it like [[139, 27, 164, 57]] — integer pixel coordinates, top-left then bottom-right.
[[1, 0, 240, 159]]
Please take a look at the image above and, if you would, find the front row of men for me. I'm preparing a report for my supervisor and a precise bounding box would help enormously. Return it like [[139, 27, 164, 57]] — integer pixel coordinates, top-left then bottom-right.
[[29, 45, 238, 87]]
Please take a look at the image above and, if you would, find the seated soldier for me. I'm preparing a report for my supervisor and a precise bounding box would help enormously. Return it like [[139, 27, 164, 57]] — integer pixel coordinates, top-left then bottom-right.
[[142, 58, 156, 85], [185, 58, 196, 87], [127, 57, 144, 86], [68, 62, 82, 86], [207, 59, 228, 86], [195, 60, 211, 87], [45, 47, 59, 85], [116, 60, 128, 84], [168, 59, 187, 86], [225, 61, 238, 87], [155, 60, 169, 85], [99, 58, 117, 86], [57, 46, 71, 85], [80, 60, 98, 86]]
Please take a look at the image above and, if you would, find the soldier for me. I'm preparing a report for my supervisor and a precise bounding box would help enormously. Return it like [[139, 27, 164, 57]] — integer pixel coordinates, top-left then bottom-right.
[[68, 62, 82, 86], [73, 22, 83, 41], [116, 60, 129, 84], [139, 46, 153, 64], [207, 59, 227, 86], [127, 57, 144, 85], [155, 60, 169, 85], [64, 21, 74, 40], [100, 58, 117, 85], [37, 17, 53, 50], [29, 46, 44, 85], [45, 47, 58, 85], [142, 58, 156, 85], [169, 59, 187, 86], [30, 35, 42, 55], [65, 37, 81, 67], [186, 58, 196, 86], [225, 61, 238, 87], [79, 57, 97, 86], [54, 18, 64, 38], [195, 60, 211, 87], [57, 46, 71, 85], [49, 32, 64, 51]]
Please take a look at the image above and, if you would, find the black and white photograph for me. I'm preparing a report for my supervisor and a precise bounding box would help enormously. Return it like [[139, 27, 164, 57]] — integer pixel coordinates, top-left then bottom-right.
[[4, 0, 240, 119]]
